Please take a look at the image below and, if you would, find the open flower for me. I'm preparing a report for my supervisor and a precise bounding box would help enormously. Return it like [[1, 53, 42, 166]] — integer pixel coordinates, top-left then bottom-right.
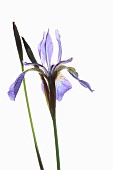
[[8, 29, 94, 108]]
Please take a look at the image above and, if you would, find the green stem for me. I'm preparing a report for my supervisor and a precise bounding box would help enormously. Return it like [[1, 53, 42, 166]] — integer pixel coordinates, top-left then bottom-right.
[[52, 116, 61, 170], [21, 65, 44, 170], [49, 76, 61, 170]]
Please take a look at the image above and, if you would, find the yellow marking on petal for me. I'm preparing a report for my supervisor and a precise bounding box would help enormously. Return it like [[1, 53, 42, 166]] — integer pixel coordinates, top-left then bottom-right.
[[68, 67, 76, 73], [54, 65, 67, 73], [55, 73, 64, 83]]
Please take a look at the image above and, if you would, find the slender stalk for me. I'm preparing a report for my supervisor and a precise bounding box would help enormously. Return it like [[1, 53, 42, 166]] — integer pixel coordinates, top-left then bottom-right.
[[52, 116, 61, 170], [49, 76, 61, 170], [21, 65, 44, 170]]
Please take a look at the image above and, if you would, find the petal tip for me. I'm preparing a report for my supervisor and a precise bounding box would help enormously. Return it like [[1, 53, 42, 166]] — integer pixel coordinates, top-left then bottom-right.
[[7, 91, 15, 101], [79, 79, 94, 92], [8, 73, 25, 101]]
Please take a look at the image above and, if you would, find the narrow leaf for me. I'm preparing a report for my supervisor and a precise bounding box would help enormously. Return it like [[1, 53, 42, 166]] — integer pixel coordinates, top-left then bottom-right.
[[22, 37, 37, 63], [13, 22, 23, 64]]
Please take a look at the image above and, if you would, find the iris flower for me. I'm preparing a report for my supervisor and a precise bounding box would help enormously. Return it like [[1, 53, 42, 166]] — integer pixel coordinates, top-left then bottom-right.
[[8, 29, 94, 112]]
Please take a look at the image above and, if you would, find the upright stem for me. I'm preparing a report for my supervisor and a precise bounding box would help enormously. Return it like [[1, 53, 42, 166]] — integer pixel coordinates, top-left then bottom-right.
[[52, 116, 61, 170], [22, 65, 44, 170], [49, 75, 61, 170]]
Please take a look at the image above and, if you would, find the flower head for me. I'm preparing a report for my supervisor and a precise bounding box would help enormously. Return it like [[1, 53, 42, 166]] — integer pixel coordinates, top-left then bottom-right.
[[8, 29, 94, 110]]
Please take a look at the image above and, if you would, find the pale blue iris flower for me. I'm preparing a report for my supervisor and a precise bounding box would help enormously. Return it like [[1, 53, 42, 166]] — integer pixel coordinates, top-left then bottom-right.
[[8, 30, 94, 102]]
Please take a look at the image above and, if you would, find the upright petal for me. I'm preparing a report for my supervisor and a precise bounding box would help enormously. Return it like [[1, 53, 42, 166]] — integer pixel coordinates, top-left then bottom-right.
[[8, 73, 25, 101], [38, 31, 47, 65], [55, 29, 62, 63], [55, 74, 72, 101], [45, 30, 53, 68]]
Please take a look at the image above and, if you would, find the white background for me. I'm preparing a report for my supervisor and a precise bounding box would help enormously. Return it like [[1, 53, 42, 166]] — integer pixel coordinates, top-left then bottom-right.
[[0, 0, 113, 169]]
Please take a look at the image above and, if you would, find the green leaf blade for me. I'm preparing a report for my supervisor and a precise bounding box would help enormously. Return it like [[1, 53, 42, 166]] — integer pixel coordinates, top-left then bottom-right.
[[13, 22, 23, 64], [22, 37, 37, 63]]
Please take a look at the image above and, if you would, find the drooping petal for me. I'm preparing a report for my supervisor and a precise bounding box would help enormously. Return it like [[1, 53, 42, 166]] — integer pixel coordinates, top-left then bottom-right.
[[68, 67, 94, 92], [78, 80, 94, 92], [55, 29, 62, 62], [68, 67, 79, 79], [8, 73, 25, 101], [45, 30, 53, 68], [55, 74, 72, 101]]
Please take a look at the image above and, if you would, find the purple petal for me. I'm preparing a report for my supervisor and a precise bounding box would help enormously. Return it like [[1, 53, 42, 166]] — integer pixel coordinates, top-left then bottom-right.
[[23, 61, 39, 66], [38, 31, 47, 65], [41, 83, 44, 92], [68, 70, 79, 80], [78, 79, 94, 92], [55, 74, 72, 101], [8, 73, 25, 101], [45, 30, 53, 68], [68, 68, 94, 92], [57, 58, 73, 66], [55, 30, 62, 62], [52, 57, 73, 73], [23, 61, 48, 75]]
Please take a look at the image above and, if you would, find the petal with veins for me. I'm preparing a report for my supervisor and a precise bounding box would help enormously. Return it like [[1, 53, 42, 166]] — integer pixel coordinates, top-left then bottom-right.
[[55, 29, 62, 62], [38, 31, 47, 65], [8, 73, 25, 101], [55, 74, 72, 101], [45, 30, 53, 68], [68, 67, 94, 92]]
